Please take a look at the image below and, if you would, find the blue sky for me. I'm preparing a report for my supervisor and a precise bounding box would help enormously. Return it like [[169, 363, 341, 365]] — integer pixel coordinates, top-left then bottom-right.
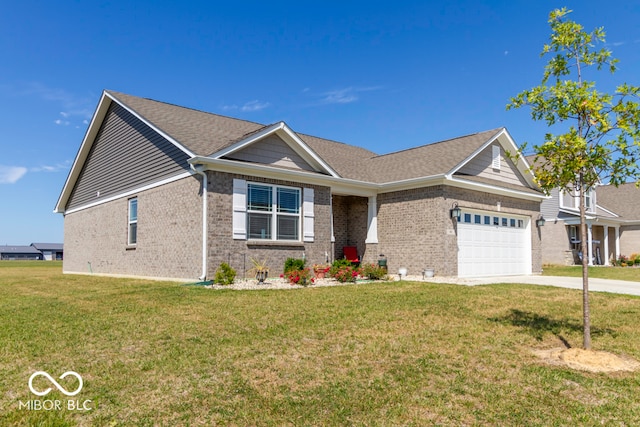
[[1, 1, 640, 245]]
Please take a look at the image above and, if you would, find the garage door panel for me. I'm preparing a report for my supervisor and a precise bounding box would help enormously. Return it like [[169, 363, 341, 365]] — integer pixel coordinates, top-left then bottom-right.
[[457, 212, 531, 278]]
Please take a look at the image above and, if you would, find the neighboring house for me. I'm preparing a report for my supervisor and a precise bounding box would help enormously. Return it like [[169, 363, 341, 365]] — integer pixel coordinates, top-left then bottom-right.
[[538, 179, 640, 266], [31, 243, 64, 261], [54, 90, 545, 281], [0, 245, 43, 260]]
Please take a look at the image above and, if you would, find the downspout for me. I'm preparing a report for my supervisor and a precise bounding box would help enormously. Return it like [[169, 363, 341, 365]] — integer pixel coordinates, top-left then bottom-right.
[[191, 164, 208, 280]]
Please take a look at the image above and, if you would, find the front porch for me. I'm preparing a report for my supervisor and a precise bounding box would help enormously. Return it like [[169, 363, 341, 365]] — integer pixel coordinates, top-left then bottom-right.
[[566, 221, 620, 266]]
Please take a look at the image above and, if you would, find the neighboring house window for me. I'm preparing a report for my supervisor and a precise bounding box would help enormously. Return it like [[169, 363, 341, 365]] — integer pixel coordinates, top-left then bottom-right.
[[559, 186, 595, 212], [128, 198, 138, 245], [232, 179, 314, 242], [569, 225, 579, 250], [584, 187, 595, 211]]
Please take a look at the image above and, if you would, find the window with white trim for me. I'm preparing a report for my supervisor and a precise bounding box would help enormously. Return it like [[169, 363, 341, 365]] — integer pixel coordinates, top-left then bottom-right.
[[128, 198, 138, 245], [247, 183, 301, 241]]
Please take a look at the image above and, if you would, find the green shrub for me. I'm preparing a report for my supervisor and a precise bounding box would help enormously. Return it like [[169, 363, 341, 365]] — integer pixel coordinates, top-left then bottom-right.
[[331, 258, 353, 269], [361, 263, 388, 280], [214, 263, 236, 285], [284, 258, 306, 273]]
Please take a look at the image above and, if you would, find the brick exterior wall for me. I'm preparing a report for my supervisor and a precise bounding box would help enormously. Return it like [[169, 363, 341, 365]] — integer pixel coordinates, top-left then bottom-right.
[[63, 176, 203, 280], [205, 171, 334, 279], [370, 185, 542, 277], [540, 220, 573, 265], [63, 172, 542, 281], [620, 225, 640, 257]]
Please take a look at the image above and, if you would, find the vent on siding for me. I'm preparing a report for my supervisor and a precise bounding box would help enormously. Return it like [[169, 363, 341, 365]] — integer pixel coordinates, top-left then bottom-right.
[[492, 145, 501, 170]]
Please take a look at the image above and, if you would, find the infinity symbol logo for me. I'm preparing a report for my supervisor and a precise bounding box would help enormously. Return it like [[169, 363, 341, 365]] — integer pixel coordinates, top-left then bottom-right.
[[28, 371, 83, 397]]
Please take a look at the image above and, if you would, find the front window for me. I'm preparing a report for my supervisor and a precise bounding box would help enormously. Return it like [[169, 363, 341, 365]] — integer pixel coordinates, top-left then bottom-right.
[[247, 183, 300, 241], [128, 198, 137, 245]]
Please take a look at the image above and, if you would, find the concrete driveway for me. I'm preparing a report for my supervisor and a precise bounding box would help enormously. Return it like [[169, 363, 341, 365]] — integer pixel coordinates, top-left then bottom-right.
[[460, 275, 640, 296]]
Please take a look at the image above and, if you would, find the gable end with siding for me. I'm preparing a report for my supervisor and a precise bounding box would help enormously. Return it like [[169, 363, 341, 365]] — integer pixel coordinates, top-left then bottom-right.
[[66, 102, 192, 210]]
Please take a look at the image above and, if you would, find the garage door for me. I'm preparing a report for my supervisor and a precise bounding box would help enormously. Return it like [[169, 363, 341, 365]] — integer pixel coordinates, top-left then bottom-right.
[[457, 210, 531, 277]]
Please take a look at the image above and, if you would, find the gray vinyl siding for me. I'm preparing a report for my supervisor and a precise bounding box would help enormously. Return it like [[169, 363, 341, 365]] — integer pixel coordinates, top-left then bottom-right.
[[457, 144, 528, 187], [224, 135, 315, 172], [541, 188, 560, 219], [66, 102, 191, 210]]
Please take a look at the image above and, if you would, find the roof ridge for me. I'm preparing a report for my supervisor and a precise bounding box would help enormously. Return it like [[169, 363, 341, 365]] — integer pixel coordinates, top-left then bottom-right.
[[297, 132, 378, 156], [106, 90, 268, 128], [371, 127, 504, 159]]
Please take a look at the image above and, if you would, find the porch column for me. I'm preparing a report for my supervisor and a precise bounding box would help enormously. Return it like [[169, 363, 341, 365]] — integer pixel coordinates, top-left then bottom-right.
[[587, 222, 594, 266], [603, 226, 610, 266], [365, 195, 378, 243], [330, 195, 335, 242], [615, 226, 620, 260]]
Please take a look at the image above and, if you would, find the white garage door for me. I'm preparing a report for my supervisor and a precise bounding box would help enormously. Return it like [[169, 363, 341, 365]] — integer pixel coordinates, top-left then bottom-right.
[[457, 210, 531, 277]]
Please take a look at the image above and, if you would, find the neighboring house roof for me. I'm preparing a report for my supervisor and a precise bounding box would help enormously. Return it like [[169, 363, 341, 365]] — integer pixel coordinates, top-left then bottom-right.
[[55, 90, 544, 213], [0, 245, 42, 254], [31, 243, 64, 251], [597, 183, 640, 220]]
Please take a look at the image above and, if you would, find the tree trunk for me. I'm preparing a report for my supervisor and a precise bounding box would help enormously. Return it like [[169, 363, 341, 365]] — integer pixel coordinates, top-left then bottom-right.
[[579, 180, 591, 350]]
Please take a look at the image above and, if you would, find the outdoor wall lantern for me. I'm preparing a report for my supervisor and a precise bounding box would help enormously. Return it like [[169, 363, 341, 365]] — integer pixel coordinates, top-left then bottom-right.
[[450, 202, 462, 221], [536, 215, 546, 227]]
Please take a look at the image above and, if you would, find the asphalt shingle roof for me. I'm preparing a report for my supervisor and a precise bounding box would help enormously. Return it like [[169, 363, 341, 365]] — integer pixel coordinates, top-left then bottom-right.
[[106, 91, 523, 186], [597, 183, 640, 220], [108, 91, 381, 181], [363, 129, 502, 183]]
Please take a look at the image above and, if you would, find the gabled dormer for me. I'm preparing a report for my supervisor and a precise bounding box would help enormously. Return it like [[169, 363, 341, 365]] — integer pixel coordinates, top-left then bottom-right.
[[208, 121, 340, 177]]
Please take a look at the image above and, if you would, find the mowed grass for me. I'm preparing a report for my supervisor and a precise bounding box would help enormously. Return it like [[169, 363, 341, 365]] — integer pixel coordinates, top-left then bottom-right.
[[1, 262, 640, 426], [543, 264, 640, 282]]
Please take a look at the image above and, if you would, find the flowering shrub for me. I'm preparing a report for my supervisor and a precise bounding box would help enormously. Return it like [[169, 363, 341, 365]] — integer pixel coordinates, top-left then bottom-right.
[[331, 265, 361, 283], [617, 255, 630, 266], [361, 263, 388, 280], [283, 268, 314, 286]]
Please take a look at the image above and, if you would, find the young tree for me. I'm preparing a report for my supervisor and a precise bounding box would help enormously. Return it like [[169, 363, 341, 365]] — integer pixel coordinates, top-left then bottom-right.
[[507, 8, 640, 349]]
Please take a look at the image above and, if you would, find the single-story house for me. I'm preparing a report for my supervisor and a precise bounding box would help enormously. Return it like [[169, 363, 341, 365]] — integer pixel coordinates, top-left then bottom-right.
[[540, 181, 640, 265], [31, 243, 64, 261], [54, 90, 545, 281], [0, 245, 43, 261]]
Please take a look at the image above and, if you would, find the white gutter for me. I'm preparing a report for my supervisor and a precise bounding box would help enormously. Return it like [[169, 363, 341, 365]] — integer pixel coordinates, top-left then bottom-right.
[[191, 164, 208, 280]]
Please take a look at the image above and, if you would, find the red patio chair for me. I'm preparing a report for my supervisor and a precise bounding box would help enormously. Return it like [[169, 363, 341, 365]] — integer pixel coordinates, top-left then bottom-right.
[[343, 246, 360, 266]]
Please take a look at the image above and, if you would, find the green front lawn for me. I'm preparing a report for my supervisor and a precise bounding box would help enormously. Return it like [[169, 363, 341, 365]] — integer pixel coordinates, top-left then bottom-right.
[[1, 262, 639, 425], [543, 264, 640, 282]]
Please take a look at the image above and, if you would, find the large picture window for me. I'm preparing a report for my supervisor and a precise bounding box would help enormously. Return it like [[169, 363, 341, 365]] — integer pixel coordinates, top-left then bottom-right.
[[247, 183, 300, 241], [128, 198, 138, 245]]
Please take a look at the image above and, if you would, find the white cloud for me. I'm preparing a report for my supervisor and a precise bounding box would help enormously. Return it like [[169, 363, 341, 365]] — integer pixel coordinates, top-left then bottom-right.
[[318, 86, 383, 105], [19, 83, 95, 125], [222, 100, 271, 112], [241, 100, 270, 112], [0, 166, 28, 184], [322, 88, 358, 104], [30, 161, 71, 173]]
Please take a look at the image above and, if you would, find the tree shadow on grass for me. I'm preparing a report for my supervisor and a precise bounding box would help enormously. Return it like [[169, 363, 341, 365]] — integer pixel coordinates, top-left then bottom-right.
[[489, 309, 617, 346]]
